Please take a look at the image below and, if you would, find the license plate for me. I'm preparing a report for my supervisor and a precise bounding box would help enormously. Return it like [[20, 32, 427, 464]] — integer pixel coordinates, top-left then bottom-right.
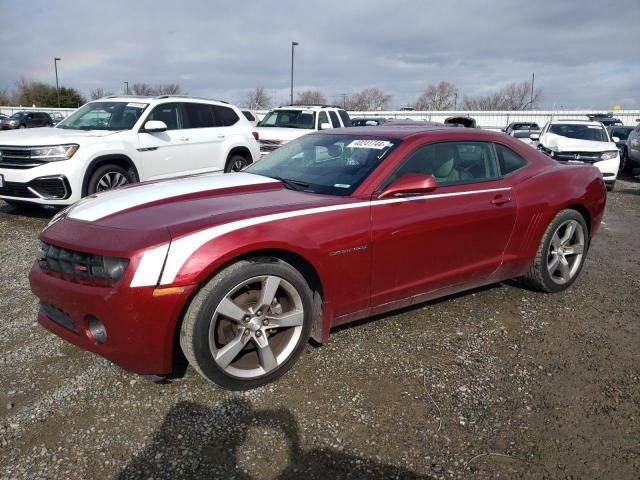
[[0, 174, 3, 188]]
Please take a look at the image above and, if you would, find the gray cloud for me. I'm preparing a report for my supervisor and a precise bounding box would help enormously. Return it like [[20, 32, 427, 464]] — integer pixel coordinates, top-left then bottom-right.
[[0, 0, 638, 109]]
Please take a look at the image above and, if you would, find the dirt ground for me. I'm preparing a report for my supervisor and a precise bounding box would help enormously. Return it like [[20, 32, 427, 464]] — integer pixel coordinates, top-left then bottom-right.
[[1, 178, 639, 479]]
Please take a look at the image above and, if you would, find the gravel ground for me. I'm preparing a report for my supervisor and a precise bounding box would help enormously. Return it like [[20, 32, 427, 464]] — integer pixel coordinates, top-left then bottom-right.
[[1, 178, 639, 479]]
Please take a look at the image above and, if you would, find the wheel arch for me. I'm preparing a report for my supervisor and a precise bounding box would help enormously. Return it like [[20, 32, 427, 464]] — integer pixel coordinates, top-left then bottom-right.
[[564, 203, 592, 237], [226, 146, 254, 165], [82, 154, 140, 196]]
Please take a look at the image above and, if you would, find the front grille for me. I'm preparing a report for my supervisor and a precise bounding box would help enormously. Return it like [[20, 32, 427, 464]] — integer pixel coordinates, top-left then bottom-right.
[[259, 139, 283, 152], [0, 176, 70, 200], [0, 146, 45, 169], [40, 302, 77, 333], [554, 151, 602, 164], [38, 242, 112, 286]]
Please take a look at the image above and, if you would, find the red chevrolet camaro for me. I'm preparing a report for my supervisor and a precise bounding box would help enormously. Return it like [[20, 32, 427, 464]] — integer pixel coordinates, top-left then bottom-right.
[[30, 126, 606, 390]]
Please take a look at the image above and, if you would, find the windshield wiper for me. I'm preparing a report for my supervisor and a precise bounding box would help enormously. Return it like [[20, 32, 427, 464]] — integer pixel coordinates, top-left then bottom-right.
[[272, 176, 310, 191]]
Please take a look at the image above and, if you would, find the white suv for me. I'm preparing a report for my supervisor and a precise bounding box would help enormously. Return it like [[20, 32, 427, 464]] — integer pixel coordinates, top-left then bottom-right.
[[256, 105, 351, 157], [0, 96, 259, 206], [532, 119, 621, 190]]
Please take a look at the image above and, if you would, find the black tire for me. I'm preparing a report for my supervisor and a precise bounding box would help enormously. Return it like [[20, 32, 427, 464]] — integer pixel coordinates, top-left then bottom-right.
[[86, 164, 134, 195], [524, 209, 589, 293], [19, 124, 26, 129], [620, 148, 630, 174], [606, 181, 615, 192], [224, 154, 250, 173], [180, 257, 314, 390]]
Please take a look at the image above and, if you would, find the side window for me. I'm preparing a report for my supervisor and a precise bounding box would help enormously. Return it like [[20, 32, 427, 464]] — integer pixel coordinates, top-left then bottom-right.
[[328, 110, 340, 128], [338, 110, 352, 127], [318, 111, 330, 129], [213, 106, 240, 126], [242, 111, 255, 122], [183, 103, 216, 129], [494, 143, 528, 175], [392, 142, 499, 186], [146, 103, 182, 130]]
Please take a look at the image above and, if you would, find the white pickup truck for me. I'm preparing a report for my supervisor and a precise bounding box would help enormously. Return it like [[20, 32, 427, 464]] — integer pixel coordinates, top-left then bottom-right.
[[256, 105, 351, 157]]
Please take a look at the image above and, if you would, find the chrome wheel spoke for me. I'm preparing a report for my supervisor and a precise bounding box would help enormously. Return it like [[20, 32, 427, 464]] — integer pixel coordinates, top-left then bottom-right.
[[551, 232, 561, 249], [254, 334, 278, 372], [558, 257, 570, 281], [265, 310, 304, 329], [258, 276, 280, 309], [548, 254, 560, 274], [215, 332, 249, 369], [217, 297, 249, 323], [564, 244, 584, 256], [560, 221, 576, 245]]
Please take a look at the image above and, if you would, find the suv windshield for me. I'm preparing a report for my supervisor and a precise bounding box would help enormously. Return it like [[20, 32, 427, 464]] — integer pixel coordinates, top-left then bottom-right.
[[57, 101, 149, 131], [10, 112, 27, 118], [259, 110, 316, 129], [549, 124, 609, 142], [246, 133, 401, 196]]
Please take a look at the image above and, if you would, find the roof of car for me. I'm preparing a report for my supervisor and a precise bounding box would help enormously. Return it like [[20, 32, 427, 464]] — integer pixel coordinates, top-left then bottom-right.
[[98, 95, 230, 104], [319, 124, 505, 141], [551, 119, 605, 126]]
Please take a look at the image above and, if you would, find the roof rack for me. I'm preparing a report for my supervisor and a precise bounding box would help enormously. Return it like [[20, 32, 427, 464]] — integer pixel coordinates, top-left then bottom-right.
[[103, 95, 153, 99], [152, 95, 228, 104], [283, 104, 343, 109]]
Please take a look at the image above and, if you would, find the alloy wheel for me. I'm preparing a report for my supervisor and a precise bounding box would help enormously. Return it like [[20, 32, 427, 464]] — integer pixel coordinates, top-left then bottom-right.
[[546, 219, 585, 285], [96, 171, 129, 192]]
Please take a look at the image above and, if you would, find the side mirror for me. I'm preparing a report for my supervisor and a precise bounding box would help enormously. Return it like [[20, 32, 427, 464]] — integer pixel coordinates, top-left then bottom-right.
[[612, 136, 620, 143], [379, 174, 437, 199], [529, 133, 540, 141], [319, 122, 331, 130], [143, 120, 168, 133], [501, 128, 506, 133]]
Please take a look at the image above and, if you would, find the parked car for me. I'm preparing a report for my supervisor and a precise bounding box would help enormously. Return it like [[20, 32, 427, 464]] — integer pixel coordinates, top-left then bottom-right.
[[444, 116, 476, 128], [49, 112, 66, 126], [586, 113, 623, 127], [0, 114, 8, 120], [351, 117, 387, 127], [0, 96, 259, 207], [607, 125, 635, 173], [531, 119, 620, 190], [30, 126, 606, 390], [256, 105, 351, 157], [625, 123, 640, 174], [502, 122, 540, 135], [241, 109, 259, 126], [0, 111, 53, 129], [512, 129, 541, 146]]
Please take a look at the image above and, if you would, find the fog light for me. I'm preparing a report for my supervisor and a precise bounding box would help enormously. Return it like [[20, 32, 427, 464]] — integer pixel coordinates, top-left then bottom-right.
[[86, 316, 107, 344]]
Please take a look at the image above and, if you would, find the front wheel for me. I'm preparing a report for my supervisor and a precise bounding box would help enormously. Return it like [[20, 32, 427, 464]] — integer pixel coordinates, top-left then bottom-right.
[[524, 209, 589, 293], [224, 154, 250, 173], [86, 164, 134, 195], [180, 258, 314, 390], [620, 148, 630, 174]]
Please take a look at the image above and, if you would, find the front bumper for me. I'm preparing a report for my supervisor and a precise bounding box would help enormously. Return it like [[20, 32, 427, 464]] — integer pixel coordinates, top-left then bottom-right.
[[29, 263, 198, 375]]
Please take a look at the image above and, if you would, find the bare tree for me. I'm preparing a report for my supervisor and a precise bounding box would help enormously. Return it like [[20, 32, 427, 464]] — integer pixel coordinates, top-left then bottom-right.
[[155, 83, 181, 95], [245, 87, 271, 109], [131, 83, 156, 96], [295, 90, 327, 105], [89, 88, 114, 100], [463, 81, 543, 111], [346, 87, 392, 111], [0, 88, 11, 105], [413, 81, 459, 110]]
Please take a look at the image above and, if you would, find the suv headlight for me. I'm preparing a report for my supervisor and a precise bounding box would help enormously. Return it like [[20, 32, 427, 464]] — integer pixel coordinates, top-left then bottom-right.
[[30, 144, 79, 161], [600, 151, 618, 161]]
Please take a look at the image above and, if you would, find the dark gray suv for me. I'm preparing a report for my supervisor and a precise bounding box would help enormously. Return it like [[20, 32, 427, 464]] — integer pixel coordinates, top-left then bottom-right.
[[0, 111, 53, 129]]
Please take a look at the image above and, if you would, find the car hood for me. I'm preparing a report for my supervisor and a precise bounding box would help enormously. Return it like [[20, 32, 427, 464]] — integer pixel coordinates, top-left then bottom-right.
[[256, 126, 313, 142], [0, 127, 123, 145], [544, 133, 616, 152], [46, 172, 354, 243]]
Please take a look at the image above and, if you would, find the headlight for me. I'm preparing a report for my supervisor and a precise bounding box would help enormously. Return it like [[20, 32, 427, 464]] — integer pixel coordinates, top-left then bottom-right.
[[9, 120, 18, 125], [600, 151, 618, 161], [30, 144, 79, 161]]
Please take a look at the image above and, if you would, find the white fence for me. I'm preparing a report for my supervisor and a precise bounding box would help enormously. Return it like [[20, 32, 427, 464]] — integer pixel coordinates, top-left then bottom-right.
[[3, 106, 639, 131]]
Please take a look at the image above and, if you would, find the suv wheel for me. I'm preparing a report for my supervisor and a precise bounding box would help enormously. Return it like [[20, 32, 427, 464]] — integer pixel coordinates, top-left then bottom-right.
[[19, 124, 26, 129], [225, 154, 249, 173], [87, 164, 134, 195]]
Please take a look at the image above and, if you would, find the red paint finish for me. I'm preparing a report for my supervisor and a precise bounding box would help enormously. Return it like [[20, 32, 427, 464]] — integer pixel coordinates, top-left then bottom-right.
[[29, 127, 606, 375]]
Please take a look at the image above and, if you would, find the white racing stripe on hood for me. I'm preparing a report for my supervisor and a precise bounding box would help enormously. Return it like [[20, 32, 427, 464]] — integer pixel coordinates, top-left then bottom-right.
[[131, 186, 510, 287], [67, 172, 279, 222]]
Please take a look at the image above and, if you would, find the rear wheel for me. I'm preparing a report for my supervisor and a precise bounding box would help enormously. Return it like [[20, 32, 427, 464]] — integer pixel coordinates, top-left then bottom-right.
[[19, 124, 26, 129], [180, 258, 314, 390], [224, 154, 250, 173], [524, 209, 588, 293], [620, 148, 630, 174], [87, 164, 134, 195]]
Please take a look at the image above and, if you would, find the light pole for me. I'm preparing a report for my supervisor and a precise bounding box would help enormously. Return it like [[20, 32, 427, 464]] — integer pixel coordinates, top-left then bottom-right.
[[530, 72, 535, 110], [454, 92, 458, 111], [290, 41, 298, 105], [54, 57, 61, 108], [124, 81, 129, 95]]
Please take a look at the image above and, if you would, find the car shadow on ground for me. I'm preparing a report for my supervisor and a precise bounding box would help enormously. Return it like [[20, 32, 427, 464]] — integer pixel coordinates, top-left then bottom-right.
[[0, 201, 59, 219], [117, 397, 428, 479]]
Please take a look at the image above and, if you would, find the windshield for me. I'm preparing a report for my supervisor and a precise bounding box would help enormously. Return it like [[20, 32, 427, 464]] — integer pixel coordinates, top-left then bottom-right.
[[246, 133, 401, 196], [259, 110, 316, 129], [549, 124, 609, 142], [10, 112, 27, 119], [57, 101, 149, 131], [610, 127, 633, 140], [512, 123, 539, 130]]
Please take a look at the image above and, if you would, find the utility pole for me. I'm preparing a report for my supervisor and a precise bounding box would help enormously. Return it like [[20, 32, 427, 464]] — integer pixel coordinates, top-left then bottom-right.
[[290, 41, 298, 105], [124, 81, 129, 95], [454, 92, 458, 111], [530, 72, 535, 110], [54, 57, 61, 108]]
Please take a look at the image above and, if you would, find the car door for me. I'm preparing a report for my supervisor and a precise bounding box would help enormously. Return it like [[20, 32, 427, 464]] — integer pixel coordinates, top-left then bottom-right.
[[629, 126, 640, 162], [370, 141, 517, 310], [136, 102, 203, 180], [181, 102, 228, 172]]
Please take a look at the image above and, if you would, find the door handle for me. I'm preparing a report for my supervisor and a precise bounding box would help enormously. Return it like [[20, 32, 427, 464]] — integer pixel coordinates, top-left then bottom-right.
[[217, 134, 226, 139], [178, 137, 189, 141], [491, 195, 512, 206]]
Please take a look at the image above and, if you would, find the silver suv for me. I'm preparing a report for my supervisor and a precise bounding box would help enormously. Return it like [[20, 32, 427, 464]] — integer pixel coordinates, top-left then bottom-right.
[[0, 96, 259, 206]]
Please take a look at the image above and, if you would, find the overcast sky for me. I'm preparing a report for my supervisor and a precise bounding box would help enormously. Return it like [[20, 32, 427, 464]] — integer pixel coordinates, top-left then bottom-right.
[[1, 0, 639, 109]]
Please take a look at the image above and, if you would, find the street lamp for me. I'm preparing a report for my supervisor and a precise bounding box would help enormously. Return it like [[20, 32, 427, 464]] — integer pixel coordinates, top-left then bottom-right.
[[54, 57, 61, 108], [290, 41, 299, 105], [124, 81, 129, 95]]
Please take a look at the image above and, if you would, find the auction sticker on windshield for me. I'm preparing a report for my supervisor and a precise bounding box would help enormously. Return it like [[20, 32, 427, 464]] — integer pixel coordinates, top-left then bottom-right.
[[347, 139, 392, 149], [126, 103, 148, 109]]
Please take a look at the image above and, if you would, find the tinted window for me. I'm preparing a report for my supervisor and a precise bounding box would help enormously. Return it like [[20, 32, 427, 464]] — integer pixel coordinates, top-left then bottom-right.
[[495, 143, 528, 175], [214, 106, 240, 126], [318, 111, 329, 128], [338, 110, 352, 127], [147, 103, 182, 130], [392, 141, 499, 186], [260, 110, 315, 129], [328, 110, 340, 128], [184, 103, 216, 128], [609, 127, 632, 140], [242, 110, 256, 122]]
